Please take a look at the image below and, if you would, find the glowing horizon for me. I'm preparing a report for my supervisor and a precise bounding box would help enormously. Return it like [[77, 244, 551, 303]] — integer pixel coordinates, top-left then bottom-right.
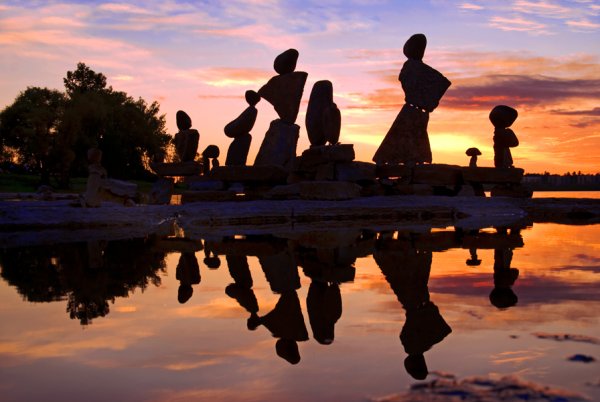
[[1, 0, 598, 174]]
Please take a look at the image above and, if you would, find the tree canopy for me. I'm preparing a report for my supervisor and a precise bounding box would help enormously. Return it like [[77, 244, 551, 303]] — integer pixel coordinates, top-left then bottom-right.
[[0, 63, 170, 186]]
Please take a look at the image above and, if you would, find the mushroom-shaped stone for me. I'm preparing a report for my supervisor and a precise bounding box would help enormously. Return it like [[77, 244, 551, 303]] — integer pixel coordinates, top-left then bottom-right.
[[274, 49, 299, 75], [245, 90, 261, 106], [176, 110, 192, 131], [202, 145, 220, 159], [489, 105, 518, 128], [403, 33, 427, 61], [466, 147, 481, 168], [466, 258, 482, 266]]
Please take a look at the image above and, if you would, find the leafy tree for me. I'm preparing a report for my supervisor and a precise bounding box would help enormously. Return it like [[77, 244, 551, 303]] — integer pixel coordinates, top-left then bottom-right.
[[63, 62, 109, 96], [0, 87, 66, 184]]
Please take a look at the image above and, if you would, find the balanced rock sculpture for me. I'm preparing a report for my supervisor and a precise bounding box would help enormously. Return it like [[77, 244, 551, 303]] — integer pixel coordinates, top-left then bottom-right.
[[225, 90, 259, 166], [373, 34, 451, 166], [254, 49, 307, 170], [466, 147, 481, 168], [306, 80, 341, 146], [490, 105, 519, 168], [174, 110, 199, 162]]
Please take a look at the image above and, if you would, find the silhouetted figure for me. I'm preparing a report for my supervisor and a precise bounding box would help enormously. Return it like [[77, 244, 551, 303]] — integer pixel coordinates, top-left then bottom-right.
[[373, 34, 451, 166], [466, 147, 481, 168], [201, 145, 220, 175], [254, 49, 307, 170], [225, 90, 259, 166], [176, 252, 201, 304], [306, 80, 341, 146], [174, 110, 200, 162], [490, 105, 519, 168], [374, 232, 451, 379]]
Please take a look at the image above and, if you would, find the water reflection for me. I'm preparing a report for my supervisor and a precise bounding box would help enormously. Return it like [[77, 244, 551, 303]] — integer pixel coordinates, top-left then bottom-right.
[[0, 224, 527, 367]]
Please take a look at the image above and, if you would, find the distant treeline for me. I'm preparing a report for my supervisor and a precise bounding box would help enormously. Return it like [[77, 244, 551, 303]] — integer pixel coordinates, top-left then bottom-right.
[[524, 172, 600, 191]]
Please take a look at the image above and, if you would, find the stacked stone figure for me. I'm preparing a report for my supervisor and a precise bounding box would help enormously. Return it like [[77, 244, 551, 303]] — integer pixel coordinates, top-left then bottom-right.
[[490, 105, 519, 168], [254, 49, 308, 170], [174, 110, 199, 162], [305, 80, 341, 146], [373, 34, 451, 166], [224, 90, 260, 166]]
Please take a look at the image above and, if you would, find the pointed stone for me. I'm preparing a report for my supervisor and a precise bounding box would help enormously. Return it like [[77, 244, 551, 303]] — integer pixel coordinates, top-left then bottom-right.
[[224, 106, 257, 138], [226, 133, 252, 166], [254, 119, 299, 170], [274, 49, 299, 74], [258, 71, 307, 124]]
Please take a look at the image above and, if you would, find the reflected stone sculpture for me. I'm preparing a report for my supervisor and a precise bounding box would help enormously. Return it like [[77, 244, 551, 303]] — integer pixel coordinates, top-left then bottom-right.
[[174, 110, 200, 162], [490, 105, 519, 168], [373, 34, 451, 166], [254, 49, 307, 170], [306, 80, 341, 146], [225, 90, 259, 166]]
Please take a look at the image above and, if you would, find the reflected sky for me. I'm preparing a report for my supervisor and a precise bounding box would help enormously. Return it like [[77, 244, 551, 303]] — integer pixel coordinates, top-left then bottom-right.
[[0, 223, 598, 401]]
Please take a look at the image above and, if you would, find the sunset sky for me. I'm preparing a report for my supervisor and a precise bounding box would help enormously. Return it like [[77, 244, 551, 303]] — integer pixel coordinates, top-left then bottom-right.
[[1, 0, 598, 173]]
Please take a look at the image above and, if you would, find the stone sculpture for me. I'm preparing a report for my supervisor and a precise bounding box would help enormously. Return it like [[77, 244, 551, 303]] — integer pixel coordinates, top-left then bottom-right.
[[225, 90, 259, 166], [490, 105, 519, 168], [306, 80, 341, 146], [174, 110, 199, 162], [201, 145, 220, 175], [373, 34, 451, 166], [254, 49, 307, 170], [466, 148, 481, 168]]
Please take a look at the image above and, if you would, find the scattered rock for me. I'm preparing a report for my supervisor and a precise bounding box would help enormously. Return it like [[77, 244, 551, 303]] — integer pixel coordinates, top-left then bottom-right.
[[567, 354, 595, 363], [533, 332, 600, 345]]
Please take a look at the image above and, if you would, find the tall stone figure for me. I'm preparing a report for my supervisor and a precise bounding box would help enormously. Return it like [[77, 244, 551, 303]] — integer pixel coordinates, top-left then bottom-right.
[[224, 90, 260, 166], [305, 80, 341, 146], [373, 34, 451, 166], [254, 49, 308, 170], [490, 105, 519, 168]]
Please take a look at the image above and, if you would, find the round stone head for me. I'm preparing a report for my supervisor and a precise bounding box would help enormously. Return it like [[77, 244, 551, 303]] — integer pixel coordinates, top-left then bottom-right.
[[275, 338, 301, 365], [245, 90, 261, 106], [274, 48, 299, 74], [176, 110, 192, 131], [489, 105, 518, 128], [403, 34, 427, 60], [404, 354, 428, 380]]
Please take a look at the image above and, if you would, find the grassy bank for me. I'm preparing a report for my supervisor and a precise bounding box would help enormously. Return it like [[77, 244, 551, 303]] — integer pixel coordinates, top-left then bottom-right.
[[0, 173, 157, 194]]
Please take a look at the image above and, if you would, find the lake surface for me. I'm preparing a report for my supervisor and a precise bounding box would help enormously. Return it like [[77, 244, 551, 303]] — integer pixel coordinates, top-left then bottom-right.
[[1, 222, 599, 401]]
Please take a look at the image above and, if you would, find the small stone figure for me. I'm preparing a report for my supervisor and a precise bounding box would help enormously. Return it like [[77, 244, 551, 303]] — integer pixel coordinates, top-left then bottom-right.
[[306, 80, 341, 146], [176, 252, 201, 304], [490, 105, 519, 168], [373, 34, 451, 166], [201, 145, 220, 175], [225, 90, 259, 166], [466, 147, 481, 168], [174, 110, 200, 162]]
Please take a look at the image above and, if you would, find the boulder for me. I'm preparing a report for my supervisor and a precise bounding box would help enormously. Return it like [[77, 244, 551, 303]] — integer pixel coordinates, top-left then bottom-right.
[[174, 129, 200, 162], [400, 59, 451, 112], [490, 105, 518, 128], [462, 167, 523, 184], [299, 144, 355, 168], [245, 90, 261, 106], [315, 163, 336, 181], [224, 106, 258, 138], [412, 163, 462, 186], [274, 48, 299, 74], [403, 33, 426, 61], [176, 110, 192, 130], [226, 133, 252, 166], [335, 161, 376, 182], [254, 119, 299, 170], [258, 71, 308, 124]]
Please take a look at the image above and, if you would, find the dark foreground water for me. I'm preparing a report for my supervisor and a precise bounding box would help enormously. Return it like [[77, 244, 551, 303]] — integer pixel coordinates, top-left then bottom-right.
[[0, 223, 598, 402]]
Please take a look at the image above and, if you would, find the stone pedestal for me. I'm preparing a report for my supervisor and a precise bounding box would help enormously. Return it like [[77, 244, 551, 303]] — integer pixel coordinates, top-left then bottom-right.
[[226, 133, 252, 166]]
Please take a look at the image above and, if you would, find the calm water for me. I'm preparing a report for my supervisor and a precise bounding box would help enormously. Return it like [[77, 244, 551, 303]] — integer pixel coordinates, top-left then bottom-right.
[[1, 223, 599, 401]]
